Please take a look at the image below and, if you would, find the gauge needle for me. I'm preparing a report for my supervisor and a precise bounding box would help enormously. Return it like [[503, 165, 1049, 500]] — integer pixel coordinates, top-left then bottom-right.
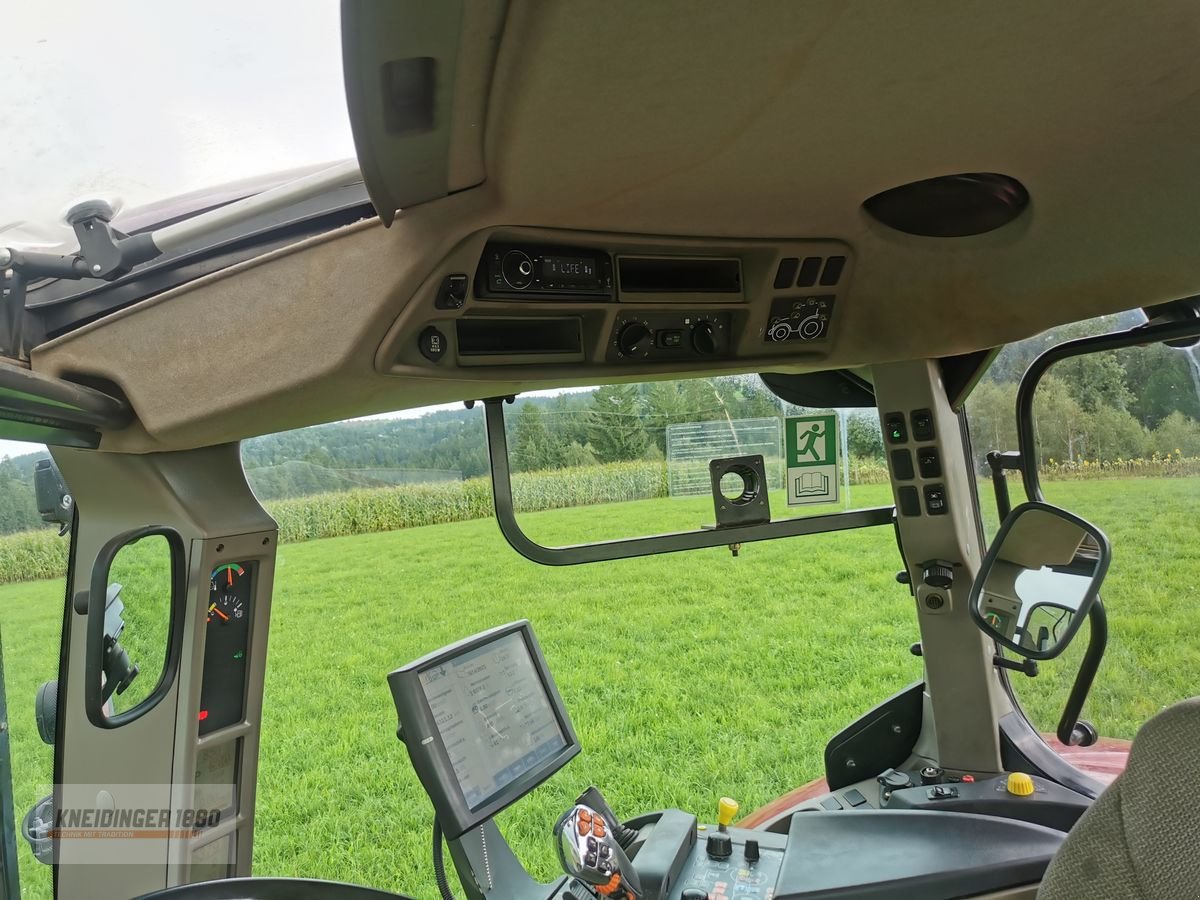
[[213, 607, 229, 621], [227, 569, 233, 586]]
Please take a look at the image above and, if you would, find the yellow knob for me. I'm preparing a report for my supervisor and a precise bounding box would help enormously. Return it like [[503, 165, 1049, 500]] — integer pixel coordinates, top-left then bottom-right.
[[1006, 772, 1035, 797], [718, 797, 739, 828]]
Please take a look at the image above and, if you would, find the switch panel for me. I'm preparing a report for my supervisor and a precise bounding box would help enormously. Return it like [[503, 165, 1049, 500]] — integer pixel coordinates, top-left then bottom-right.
[[608, 311, 732, 361], [765, 295, 835, 343]]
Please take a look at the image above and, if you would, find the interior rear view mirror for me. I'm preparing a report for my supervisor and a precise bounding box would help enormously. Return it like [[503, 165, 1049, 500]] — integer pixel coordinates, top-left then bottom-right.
[[969, 502, 1110, 660]]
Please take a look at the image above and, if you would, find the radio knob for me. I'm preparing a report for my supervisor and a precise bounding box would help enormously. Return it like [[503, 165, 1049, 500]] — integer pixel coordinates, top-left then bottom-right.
[[501, 250, 535, 290], [691, 321, 717, 355], [617, 322, 652, 356]]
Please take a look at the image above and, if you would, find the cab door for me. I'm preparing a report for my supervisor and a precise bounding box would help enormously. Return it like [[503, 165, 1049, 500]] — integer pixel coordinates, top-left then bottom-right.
[[52, 445, 276, 900]]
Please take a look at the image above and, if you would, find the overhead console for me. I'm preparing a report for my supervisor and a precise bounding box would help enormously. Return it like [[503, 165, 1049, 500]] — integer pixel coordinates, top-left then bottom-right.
[[376, 228, 853, 377]]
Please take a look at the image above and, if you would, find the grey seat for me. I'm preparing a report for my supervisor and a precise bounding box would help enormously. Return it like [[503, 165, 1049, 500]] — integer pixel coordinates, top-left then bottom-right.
[[1038, 697, 1200, 900]]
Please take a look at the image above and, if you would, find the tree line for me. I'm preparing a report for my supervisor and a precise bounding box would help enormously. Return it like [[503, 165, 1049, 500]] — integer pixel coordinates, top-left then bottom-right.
[[3, 314, 1198, 534], [968, 313, 1200, 465]]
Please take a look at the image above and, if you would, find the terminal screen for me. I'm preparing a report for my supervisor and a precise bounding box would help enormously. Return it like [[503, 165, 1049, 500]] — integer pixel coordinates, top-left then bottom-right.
[[419, 630, 568, 810]]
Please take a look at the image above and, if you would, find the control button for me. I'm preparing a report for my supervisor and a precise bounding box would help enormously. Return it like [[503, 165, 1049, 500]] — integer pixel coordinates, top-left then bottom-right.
[[819, 796, 843, 810], [418, 326, 447, 362], [706, 831, 733, 859], [924, 484, 948, 516], [890, 449, 915, 480], [917, 446, 942, 478], [911, 408, 935, 441], [691, 321, 718, 355], [819, 255, 846, 286], [898, 486, 921, 517], [920, 765, 945, 785], [797, 256, 822, 287], [774, 257, 799, 289], [616, 322, 652, 356], [884, 412, 908, 444], [501, 250, 534, 289], [656, 329, 684, 349], [744, 839, 760, 862], [681, 890, 709, 900], [1006, 772, 1035, 797], [842, 789, 868, 808], [435, 274, 469, 309], [928, 785, 959, 801]]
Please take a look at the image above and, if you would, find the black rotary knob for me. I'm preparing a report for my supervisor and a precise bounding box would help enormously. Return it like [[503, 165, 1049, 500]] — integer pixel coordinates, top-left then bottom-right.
[[922, 562, 954, 589], [691, 321, 717, 355], [705, 831, 733, 859], [617, 322, 652, 356]]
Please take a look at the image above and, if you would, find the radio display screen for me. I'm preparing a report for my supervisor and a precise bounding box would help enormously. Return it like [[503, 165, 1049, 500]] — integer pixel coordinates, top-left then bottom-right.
[[541, 255, 598, 286]]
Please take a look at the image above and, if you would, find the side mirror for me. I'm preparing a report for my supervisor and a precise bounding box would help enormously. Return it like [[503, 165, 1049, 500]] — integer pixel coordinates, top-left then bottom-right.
[[34, 458, 73, 533], [969, 502, 1110, 660]]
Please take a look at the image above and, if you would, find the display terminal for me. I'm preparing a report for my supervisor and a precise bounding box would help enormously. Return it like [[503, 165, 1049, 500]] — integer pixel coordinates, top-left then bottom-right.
[[387, 620, 580, 839]]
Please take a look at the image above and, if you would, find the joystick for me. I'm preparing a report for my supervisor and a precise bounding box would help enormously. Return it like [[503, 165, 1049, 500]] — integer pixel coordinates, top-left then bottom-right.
[[705, 796, 739, 859], [555, 804, 644, 899]]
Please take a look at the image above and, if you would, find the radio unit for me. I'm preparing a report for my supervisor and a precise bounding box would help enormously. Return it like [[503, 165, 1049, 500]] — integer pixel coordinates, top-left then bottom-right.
[[477, 244, 614, 299]]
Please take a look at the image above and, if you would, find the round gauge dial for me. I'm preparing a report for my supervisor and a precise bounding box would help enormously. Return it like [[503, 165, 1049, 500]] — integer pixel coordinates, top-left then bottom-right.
[[208, 563, 248, 626]]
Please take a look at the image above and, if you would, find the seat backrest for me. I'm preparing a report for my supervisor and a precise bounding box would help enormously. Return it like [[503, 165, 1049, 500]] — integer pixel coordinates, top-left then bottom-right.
[[1037, 697, 1200, 900]]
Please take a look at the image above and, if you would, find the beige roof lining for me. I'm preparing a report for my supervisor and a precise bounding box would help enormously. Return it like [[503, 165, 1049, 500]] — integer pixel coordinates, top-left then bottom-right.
[[29, 0, 1200, 452]]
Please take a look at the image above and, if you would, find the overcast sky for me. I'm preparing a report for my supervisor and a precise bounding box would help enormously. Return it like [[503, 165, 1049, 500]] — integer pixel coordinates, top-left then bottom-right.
[[3, 1, 355, 247], [2, 2, 358, 460]]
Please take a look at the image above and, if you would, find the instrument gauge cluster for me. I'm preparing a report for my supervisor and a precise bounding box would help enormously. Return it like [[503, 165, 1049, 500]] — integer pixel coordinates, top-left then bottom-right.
[[199, 561, 254, 736]]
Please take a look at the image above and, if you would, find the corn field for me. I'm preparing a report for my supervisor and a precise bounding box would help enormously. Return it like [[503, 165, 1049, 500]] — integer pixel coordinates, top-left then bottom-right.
[[2, 455, 1189, 587]]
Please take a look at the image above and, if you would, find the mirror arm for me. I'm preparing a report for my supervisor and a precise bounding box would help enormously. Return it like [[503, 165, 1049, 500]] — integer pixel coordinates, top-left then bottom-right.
[[993, 653, 1039, 678], [985, 450, 1023, 520], [1055, 598, 1107, 747]]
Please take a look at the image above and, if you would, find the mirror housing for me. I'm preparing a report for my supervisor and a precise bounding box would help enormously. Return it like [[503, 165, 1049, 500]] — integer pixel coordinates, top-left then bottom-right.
[[969, 502, 1110, 660]]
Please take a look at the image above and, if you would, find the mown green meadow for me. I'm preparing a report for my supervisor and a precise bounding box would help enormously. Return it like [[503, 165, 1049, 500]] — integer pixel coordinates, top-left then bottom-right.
[[1, 478, 1196, 898]]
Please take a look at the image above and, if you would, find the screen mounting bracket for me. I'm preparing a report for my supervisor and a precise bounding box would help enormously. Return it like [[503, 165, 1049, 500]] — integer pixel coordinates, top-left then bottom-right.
[[480, 396, 893, 566]]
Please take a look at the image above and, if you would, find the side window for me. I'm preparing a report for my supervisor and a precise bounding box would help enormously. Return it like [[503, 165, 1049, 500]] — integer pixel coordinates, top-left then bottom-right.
[[0, 451, 71, 900], [967, 313, 1200, 740], [100, 534, 177, 717]]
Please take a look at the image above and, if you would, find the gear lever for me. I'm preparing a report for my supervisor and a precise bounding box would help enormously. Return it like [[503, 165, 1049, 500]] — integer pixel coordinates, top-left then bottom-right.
[[554, 804, 644, 899]]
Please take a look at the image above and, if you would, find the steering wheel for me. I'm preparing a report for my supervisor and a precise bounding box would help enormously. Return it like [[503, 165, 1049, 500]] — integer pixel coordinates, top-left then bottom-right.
[[136, 877, 417, 900]]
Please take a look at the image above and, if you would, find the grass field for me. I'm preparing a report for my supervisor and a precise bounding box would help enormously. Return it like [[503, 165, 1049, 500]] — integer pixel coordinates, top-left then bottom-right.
[[1, 478, 1196, 898]]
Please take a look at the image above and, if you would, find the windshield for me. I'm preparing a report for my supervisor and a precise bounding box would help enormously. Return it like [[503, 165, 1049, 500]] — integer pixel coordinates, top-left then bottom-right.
[[2, 1, 355, 251]]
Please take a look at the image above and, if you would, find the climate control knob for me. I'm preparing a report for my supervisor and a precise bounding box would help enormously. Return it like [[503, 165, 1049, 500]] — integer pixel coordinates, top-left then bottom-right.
[[691, 321, 717, 355], [617, 322, 652, 356]]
